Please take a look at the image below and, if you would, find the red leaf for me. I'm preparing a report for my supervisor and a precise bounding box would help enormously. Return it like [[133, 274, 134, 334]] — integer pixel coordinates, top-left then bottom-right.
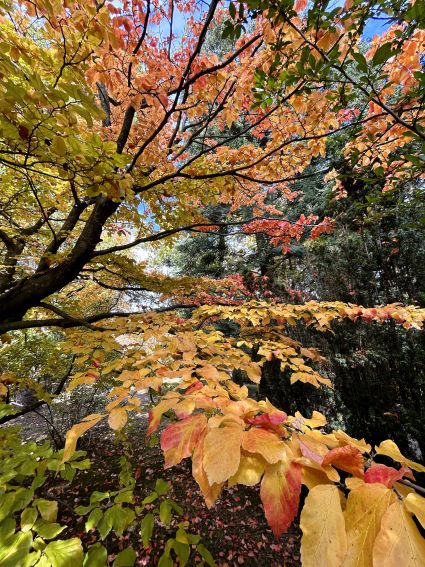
[[364, 464, 412, 488], [18, 125, 29, 140]]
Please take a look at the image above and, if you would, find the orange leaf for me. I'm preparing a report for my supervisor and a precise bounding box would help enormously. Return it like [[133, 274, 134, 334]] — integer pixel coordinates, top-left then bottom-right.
[[192, 428, 223, 508], [260, 459, 301, 537], [321, 444, 365, 477], [161, 414, 207, 468], [242, 428, 287, 464]]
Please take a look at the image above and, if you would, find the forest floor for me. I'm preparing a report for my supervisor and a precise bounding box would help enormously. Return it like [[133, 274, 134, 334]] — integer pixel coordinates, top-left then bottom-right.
[[10, 408, 302, 567]]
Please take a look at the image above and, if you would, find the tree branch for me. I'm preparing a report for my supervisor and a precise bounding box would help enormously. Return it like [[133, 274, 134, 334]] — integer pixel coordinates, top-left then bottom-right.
[[0, 355, 76, 425]]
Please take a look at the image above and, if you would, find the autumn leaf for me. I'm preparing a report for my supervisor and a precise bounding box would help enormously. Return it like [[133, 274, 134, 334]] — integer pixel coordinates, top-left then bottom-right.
[[147, 398, 181, 435], [372, 500, 425, 566], [228, 454, 266, 487], [404, 493, 425, 529], [322, 445, 365, 478], [364, 464, 411, 488], [300, 485, 347, 567], [62, 414, 104, 463], [242, 427, 287, 464], [342, 484, 395, 567], [203, 424, 244, 484], [192, 428, 223, 508], [375, 440, 425, 473], [161, 414, 207, 468], [108, 407, 128, 431], [260, 459, 301, 537]]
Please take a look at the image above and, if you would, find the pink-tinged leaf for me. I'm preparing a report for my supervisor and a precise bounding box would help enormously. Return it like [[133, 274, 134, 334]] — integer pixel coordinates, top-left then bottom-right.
[[161, 414, 207, 468], [321, 444, 365, 478], [299, 439, 325, 464], [260, 459, 301, 537], [364, 464, 412, 488]]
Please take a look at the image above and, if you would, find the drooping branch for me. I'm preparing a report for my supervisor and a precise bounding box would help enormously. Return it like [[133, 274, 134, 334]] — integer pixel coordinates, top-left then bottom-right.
[[0, 355, 76, 425], [0, 304, 196, 333]]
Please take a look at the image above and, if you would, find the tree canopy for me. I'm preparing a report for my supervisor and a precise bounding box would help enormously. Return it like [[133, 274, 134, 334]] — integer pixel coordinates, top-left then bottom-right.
[[0, 0, 425, 565]]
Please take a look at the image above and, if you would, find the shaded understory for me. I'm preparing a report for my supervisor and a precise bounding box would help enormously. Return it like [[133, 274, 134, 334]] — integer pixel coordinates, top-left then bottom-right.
[[10, 411, 302, 567]]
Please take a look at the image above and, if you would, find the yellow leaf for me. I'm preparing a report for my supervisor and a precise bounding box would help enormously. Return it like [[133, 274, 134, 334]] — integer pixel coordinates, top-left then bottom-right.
[[342, 484, 395, 567], [373, 500, 425, 566], [228, 454, 266, 487], [300, 485, 347, 567], [203, 425, 243, 484], [404, 493, 425, 529], [242, 427, 286, 464], [375, 440, 425, 473], [108, 407, 128, 431], [293, 410, 327, 429], [62, 413, 104, 463], [301, 465, 333, 489], [244, 364, 261, 384], [334, 430, 371, 454]]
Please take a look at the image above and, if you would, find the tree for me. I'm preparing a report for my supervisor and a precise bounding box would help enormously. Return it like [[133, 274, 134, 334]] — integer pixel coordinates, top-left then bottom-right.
[[1, 0, 425, 565]]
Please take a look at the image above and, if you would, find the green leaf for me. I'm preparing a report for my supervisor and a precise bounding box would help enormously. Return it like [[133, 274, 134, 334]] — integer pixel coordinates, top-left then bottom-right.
[[21, 550, 41, 567], [115, 490, 134, 504], [140, 513, 154, 548], [0, 519, 15, 542], [0, 530, 33, 566], [197, 544, 216, 567], [89, 491, 110, 504], [141, 491, 158, 507], [351, 51, 368, 73], [70, 459, 91, 470], [44, 538, 84, 567], [112, 547, 137, 567], [75, 504, 97, 516], [229, 1, 236, 19], [169, 501, 183, 516], [35, 499, 58, 522], [85, 508, 103, 531], [172, 540, 190, 566], [372, 42, 395, 66], [33, 519, 66, 540], [21, 508, 38, 532], [159, 500, 172, 525], [103, 505, 135, 537], [175, 527, 189, 544], [155, 479, 170, 496], [83, 543, 107, 567], [158, 554, 173, 567]]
